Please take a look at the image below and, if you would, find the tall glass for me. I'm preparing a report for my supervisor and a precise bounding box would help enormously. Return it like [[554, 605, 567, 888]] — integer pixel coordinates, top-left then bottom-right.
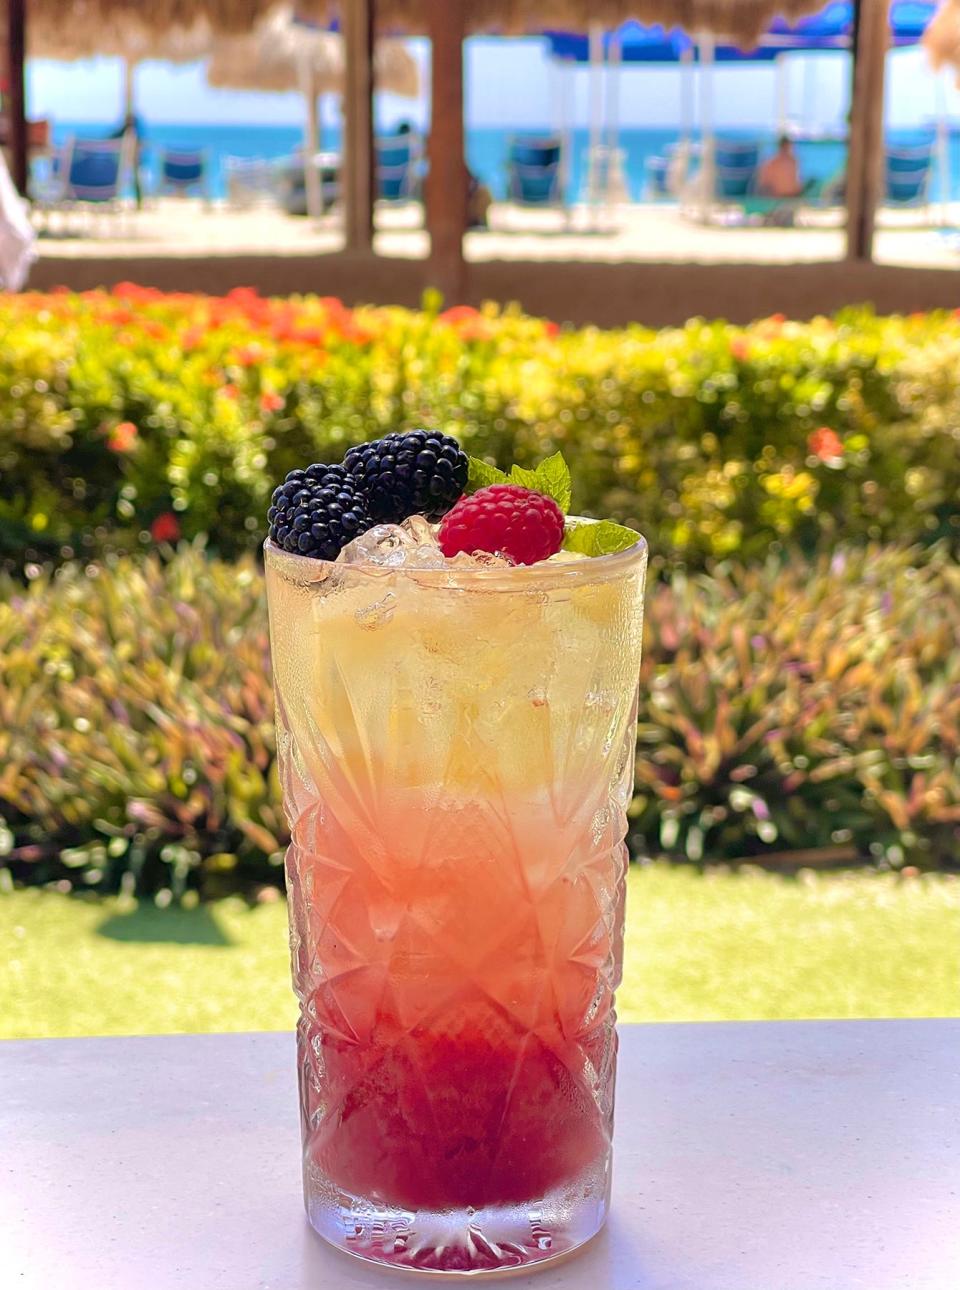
[[265, 533, 647, 1275]]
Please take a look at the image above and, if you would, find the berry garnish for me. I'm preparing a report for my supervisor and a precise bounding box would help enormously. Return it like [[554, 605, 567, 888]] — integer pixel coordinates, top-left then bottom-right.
[[438, 484, 564, 566], [344, 430, 469, 523], [267, 463, 372, 559]]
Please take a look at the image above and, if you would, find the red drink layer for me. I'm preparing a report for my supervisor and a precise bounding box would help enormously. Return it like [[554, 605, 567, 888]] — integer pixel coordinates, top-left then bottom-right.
[[289, 796, 624, 1211]]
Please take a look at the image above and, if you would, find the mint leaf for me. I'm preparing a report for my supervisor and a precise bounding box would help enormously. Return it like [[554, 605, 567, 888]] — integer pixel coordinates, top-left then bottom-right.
[[508, 464, 540, 490], [563, 519, 640, 557], [467, 456, 509, 492], [533, 452, 572, 514], [469, 450, 572, 514]]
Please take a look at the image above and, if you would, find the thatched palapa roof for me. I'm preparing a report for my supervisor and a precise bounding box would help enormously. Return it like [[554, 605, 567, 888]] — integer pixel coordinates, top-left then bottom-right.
[[25, 1, 835, 45]]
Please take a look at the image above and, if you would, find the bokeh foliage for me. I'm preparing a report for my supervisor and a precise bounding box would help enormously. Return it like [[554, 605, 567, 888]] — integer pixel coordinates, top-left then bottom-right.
[[2, 287, 960, 568]]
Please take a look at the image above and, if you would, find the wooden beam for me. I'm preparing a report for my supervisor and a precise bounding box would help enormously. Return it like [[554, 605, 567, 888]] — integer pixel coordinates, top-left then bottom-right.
[[846, 0, 889, 262], [342, 0, 374, 253], [6, 0, 28, 195], [427, 1, 467, 301]]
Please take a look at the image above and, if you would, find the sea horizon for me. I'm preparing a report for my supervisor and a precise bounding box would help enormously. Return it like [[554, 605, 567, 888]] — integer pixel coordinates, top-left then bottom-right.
[[50, 119, 956, 203]]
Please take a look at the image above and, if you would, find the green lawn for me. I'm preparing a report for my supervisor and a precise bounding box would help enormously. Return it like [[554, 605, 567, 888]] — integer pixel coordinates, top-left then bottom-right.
[[2, 866, 957, 1040]]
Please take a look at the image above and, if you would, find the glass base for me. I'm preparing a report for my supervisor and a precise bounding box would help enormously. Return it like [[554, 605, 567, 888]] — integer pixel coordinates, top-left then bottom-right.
[[304, 1160, 611, 1276]]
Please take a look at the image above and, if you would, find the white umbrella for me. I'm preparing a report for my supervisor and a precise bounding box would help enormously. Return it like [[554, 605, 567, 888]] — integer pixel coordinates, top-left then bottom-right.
[[207, 6, 419, 219]]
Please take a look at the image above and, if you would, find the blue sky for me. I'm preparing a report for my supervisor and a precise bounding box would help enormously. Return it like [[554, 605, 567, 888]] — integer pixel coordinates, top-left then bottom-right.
[[27, 38, 954, 132]]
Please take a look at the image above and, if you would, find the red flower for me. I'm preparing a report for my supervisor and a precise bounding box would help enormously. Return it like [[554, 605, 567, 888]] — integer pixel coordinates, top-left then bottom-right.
[[260, 391, 284, 413], [233, 344, 263, 367], [181, 325, 204, 350], [150, 512, 181, 543], [808, 427, 844, 461], [543, 320, 560, 339], [107, 421, 138, 453], [113, 281, 161, 302]]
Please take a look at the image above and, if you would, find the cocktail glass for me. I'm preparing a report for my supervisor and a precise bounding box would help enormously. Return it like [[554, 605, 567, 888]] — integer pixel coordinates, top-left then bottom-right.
[[265, 531, 647, 1274]]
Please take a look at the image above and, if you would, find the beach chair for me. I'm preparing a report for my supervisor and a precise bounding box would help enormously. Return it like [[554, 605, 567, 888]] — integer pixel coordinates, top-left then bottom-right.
[[32, 136, 131, 234], [158, 148, 210, 203], [376, 134, 421, 201], [224, 156, 275, 209], [279, 154, 340, 217], [715, 162, 757, 200], [506, 137, 563, 207], [65, 138, 128, 205], [884, 142, 933, 219]]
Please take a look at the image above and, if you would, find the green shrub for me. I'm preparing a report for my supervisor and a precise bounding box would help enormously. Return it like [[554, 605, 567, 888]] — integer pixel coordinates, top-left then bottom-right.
[[3, 288, 960, 568], [1, 544, 956, 896]]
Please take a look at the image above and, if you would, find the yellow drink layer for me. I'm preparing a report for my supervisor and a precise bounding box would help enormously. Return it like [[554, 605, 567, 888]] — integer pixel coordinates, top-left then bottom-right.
[[266, 550, 645, 813]]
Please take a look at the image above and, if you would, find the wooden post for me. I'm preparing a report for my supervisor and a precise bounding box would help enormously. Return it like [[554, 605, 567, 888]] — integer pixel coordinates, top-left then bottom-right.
[[342, 0, 375, 254], [846, 0, 889, 261], [428, 1, 467, 301], [6, 0, 28, 196]]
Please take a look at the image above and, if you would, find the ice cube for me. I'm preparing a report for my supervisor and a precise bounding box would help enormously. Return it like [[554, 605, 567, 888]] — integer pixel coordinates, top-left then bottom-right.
[[400, 514, 438, 545], [446, 550, 516, 569], [355, 591, 398, 630], [338, 517, 446, 570]]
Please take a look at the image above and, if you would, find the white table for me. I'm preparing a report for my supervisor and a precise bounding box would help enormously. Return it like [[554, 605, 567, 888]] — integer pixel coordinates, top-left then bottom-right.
[[2, 1022, 958, 1289]]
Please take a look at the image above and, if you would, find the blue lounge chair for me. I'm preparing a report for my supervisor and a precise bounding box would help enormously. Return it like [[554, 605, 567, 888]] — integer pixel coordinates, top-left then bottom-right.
[[33, 136, 130, 233], [376, 134, 420, 201], [885, 142, 933, 215], [507, 136, 563, 206], [715, 140, 761, 172], [715, 162, 757, 200], [158, 148, 209, 200], [64, 138, 127, 204]]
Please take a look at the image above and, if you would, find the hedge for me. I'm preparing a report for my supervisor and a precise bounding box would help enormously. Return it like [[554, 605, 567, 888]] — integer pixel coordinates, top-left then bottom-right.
[[3, 287, 960, 569], [2, 543, 957, 897]]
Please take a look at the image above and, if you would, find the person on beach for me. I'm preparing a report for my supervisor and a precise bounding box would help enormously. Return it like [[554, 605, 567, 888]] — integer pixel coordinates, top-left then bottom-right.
[[758, 135, 805, 199], [110, 112, 144, 207]]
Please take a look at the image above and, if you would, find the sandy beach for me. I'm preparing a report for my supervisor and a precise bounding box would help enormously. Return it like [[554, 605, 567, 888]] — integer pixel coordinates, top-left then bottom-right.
[[31, 195, 960, 269]]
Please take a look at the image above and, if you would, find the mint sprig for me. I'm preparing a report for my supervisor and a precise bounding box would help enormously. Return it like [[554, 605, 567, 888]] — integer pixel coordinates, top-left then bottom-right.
[[465, 450, 640, 557], [467, 451, 572, 514], [466, 457, 510, 491], [563, 519, 641, 557]]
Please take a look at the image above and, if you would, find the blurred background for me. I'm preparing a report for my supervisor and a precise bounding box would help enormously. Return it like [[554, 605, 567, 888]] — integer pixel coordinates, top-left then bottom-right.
[[1, 1, 958, 1040]]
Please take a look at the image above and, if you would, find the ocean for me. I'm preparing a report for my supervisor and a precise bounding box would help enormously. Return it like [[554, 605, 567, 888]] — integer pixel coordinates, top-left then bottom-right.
[[51, 121, 956, 203]]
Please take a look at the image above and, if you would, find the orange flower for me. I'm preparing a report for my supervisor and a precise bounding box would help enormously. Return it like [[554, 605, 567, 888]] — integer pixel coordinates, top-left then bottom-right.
[[543, 320, 560, 339], [150, 512, 181, 543], [729, 336, 750, 362], [107, 421, 138, 453], [808, 427, 844, 461], [439, 305, 479, 324], [113, 281, 161, 302], [181, 325, 204, 350], [221, 383, 240, 400], [260, 391, 284, 413]]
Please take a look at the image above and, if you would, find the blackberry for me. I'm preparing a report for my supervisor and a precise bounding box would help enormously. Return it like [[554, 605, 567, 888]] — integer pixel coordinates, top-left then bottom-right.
[[344, 430, 468, 523], [267, 463, 372, 560]]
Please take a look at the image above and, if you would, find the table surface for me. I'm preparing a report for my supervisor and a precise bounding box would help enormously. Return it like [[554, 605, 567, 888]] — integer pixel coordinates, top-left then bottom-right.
[[2, 1021, 958, 1290]]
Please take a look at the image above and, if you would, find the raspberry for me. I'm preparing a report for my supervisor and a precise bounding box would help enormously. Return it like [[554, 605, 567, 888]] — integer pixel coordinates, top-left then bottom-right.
[[344, 430, 468, 523], [438, 485, 565, 566], [267, 463, 372, 560]]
